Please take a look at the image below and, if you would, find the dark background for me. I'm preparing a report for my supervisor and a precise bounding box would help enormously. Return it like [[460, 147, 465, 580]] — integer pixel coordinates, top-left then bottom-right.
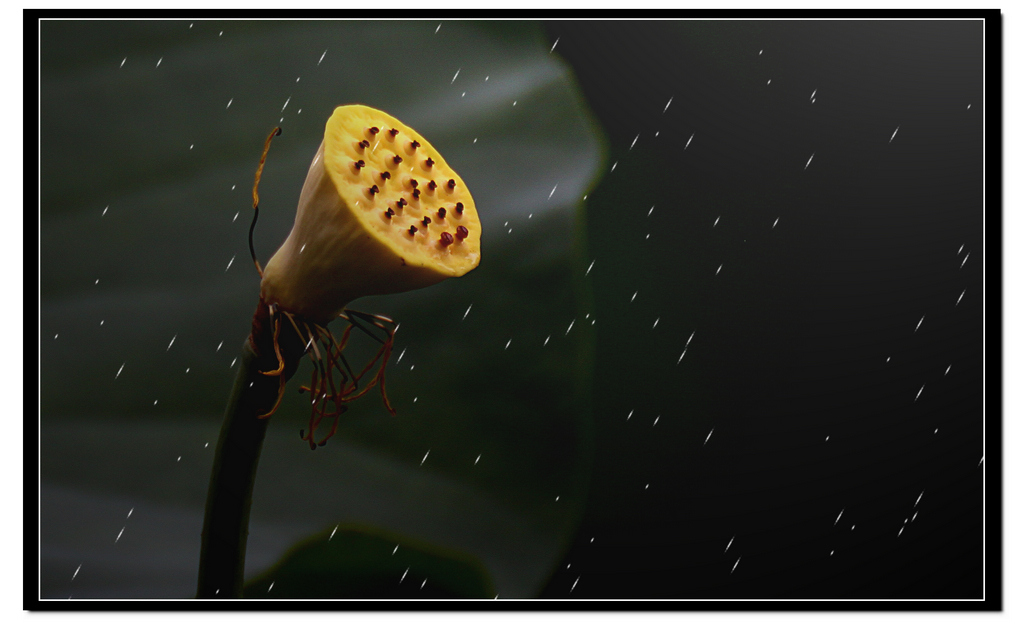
[[539, 20, 987, 599]]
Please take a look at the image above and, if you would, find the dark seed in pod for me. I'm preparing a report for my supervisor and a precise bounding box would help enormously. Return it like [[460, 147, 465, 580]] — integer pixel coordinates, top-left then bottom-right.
[[440, 232, 454, 246], [456, 225, 469, 240]]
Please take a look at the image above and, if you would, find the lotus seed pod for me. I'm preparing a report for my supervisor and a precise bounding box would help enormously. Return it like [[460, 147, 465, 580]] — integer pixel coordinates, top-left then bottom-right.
[[260, 104, 482, 323]]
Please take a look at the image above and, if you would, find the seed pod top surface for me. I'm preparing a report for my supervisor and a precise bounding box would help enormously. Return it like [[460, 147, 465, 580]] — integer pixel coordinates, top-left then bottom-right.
[[324, 105, 481, 274]]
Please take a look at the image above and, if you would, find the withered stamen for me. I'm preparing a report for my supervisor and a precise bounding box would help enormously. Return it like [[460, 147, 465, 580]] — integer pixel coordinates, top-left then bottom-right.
[[380, 171, 391, 180], [408, 225, 418, 235], [412, 189, 421, 199], [368, 126, 379, 135], [392, 155, 403, 165], [421, 217, 431, 226], [389, 128, 399, 137], [447, 179, 456, 189], [456, 225, 469, 240], [358, 139, 370, 149], [354, 159, 365, 169], [428, 180, 437, 190], [440, 232, 454, 246], [436, 207, 447, 219], [410, 140, 420, 150], [368, 184, 379, 196], [397, 198, 408, 208], [384, 209, 394, 219], [409, 178, 418, 188], [455, 202, 464, 214], [425, 157, 434, 168]]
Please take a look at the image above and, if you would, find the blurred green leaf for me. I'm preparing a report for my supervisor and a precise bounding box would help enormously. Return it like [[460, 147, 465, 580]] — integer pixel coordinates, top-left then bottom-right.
[[40, 19, 604, 599], [243, 523, 496, 599]]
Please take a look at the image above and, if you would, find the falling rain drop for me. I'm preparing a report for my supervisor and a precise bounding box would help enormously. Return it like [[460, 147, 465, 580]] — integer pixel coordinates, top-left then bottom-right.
[[586, 260, 595, 276], [550, 37, 559, 52], [663, 97, 673, 113]]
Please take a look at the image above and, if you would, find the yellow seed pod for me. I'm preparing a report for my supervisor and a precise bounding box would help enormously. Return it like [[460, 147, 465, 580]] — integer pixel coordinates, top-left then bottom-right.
[[261, 104, 482, 323]]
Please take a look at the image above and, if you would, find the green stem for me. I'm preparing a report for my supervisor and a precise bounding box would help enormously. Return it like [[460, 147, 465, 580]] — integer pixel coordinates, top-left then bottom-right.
[[197, 300, 304, 598]]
